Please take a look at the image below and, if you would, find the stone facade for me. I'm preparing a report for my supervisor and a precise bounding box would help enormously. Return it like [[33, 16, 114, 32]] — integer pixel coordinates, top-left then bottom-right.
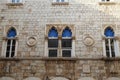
[[0, 0, 120, 80]]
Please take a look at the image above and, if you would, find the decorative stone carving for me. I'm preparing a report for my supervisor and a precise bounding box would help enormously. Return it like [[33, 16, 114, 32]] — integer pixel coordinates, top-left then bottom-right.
[[82, 64, 90, 73], [56, 64, 63, 75], [27, 36, 37, 47], [83, 36, 94, 46]]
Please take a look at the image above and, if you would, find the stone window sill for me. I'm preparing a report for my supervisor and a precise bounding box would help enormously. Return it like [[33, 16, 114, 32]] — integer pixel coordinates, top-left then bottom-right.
[[102, 35, 118, 40], [99, 2, 116, 5], [2, 36, 19, 40], [102, 57, 120, 61], [52, 2, 69, 5], [6, 3, 23, 6]]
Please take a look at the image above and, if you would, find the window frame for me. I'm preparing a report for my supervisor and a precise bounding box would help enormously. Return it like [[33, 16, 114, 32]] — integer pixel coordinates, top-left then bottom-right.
[[62, 37, 72, 57], [105, 37, 115, 57], [48, 37, 58, 57], [45, 24, 75, 58], [102, 26, 119, 58], [6, 39, 16, 58], [1, 27, 18, 58]]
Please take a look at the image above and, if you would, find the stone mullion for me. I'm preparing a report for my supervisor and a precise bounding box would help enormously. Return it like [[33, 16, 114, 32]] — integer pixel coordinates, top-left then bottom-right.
[[58, 36, 62, 57]]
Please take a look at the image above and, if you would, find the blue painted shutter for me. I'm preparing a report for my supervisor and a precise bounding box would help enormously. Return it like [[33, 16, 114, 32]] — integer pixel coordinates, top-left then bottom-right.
[[48, 28, 58, 37], [7, 28, 16, 38], [104, 27, 114, 37], [62, 28, 72, 37]]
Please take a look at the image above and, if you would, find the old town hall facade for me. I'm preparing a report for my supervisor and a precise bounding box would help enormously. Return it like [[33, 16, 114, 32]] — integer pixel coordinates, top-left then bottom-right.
[[0, 0, 120, 80]]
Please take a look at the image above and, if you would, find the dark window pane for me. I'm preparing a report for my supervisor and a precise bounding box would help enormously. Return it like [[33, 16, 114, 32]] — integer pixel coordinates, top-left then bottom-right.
[[7, 40, 11, 46], [6, 52, 9, 57], [111, 39, 115, 57], [106, 51, 110, 57], [105, 39, 110, 57], [7, 46, 10, 51], [11, 52, 15, 57], [49, 50, 57, 57], [48, 39, 58, 48], [12, 40, 16, 45], [12, 46, 15, 51], [62, 39, 72, 47], [62, 50, 71, 57]]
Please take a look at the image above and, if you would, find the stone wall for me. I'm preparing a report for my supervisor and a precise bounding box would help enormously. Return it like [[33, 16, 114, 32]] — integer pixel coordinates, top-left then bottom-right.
[[0, 59, 120, 80], [0, 0, 120, 80], [0, 0, 120, 57]]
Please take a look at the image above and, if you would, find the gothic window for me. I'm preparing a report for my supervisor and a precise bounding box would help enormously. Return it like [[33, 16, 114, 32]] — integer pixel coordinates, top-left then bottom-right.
[[62, 27, 72, 57], [48, 27, 58, 57], [6, 28, 17, 57], [104, 27, 115, 57], [46, 25, 75, 58]]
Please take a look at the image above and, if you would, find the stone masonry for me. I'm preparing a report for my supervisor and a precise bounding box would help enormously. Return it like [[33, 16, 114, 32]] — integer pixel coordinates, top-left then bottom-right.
[[0, 0, 120, 80]]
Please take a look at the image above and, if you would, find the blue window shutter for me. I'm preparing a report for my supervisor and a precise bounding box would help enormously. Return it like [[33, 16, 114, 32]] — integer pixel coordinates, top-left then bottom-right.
[[48, 28, 58, 37], [7, 28, 17, 38], [104, 27, 114, 37], [62, 28, 72, 37]]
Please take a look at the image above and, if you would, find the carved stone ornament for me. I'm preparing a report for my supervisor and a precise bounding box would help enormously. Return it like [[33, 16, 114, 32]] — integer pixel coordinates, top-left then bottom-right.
[[27, 36, 37, 47], [83, 36, 94, 46]]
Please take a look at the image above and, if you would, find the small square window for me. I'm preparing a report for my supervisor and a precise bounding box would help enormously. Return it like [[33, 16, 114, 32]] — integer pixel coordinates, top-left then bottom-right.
[[62, 50, 71, 57], [62, 39, 72, 48], [48, 39, 58, 48], [49, 50, 57, 57]]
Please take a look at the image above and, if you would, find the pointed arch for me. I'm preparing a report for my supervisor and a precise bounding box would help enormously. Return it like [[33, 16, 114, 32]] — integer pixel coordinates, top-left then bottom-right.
[[48, 27, 58, 57], [104, 27, 116, 57], [62, 27, 72, 37], [104, 27, 114, 37], [48, 27, 58, 37], [5, 27, 17, 57], [62, 27, 72, 57], [7, 27, 17, 38]]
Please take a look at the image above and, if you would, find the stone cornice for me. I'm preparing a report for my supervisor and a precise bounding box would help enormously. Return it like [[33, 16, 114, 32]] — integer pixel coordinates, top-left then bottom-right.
[[1, 57, 120, 61]]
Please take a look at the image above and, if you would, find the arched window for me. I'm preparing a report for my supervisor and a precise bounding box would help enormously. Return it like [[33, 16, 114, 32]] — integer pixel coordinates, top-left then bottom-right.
[[48, 27, 58, 57], [104, 27, 115, 57], [62, 27, 72, 57], [6, 28, 17, 57]]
